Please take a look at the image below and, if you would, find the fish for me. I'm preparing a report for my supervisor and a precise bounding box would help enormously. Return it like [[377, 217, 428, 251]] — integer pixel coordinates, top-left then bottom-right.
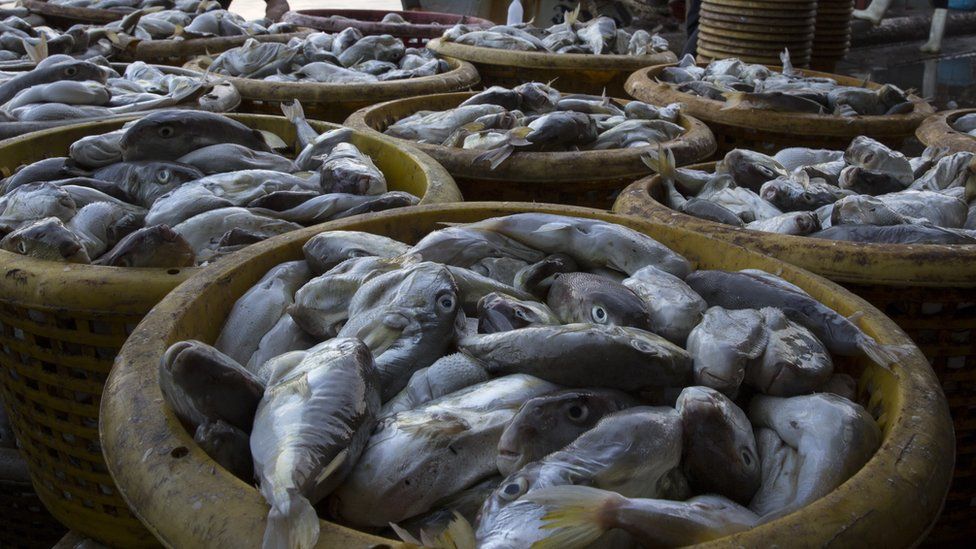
[[747, 307, 833, 396], [460, 213, 692, 278], [811, 224, 976, 245], [194, 419, 253, 481], [119, 110, 275, 161], [686, 269, 906, 367], [330, 374, 560, 527], [911, 151, 975, 192], [158, 340, 265, 433], [91, 160, 204, 207], [302, 230, 409, 275], [66, 201, 143, 258], [496, 388, 639, 475], [318, 143, 387, 195], [0, 182, 77, 234], [0, 217, 90, 263], [773, 148, 844, 171], [722, 91, 825, 114], [622, 265, 707, 345], [209, 39, 298, 79], [396, 477, 501, 544], [214, 260, 311, 366], [94, 224, 195, 268], [686, 307, 768, 397], [1, 157, 78, 194], [408, 226, 546, 269], [844, 136, 914, 186], [458, 323, 692, 389], [2, 80, 110, 112], [172, 207, 302, 256], [546, 272, 653, 329], [513, 253, 579, 298], [245, 314, 318, 380], [697, 177, 784, 222], [177, 144, 296, 175], [718, 149, 789, 193], [748, 393, 881, 518], [830, 194, 912, 226], [839, 165, 910, 195], [380, 352, 490, 417], [386, 104, 507, 144], [759, 173, 850, 212], [525, 486, 759, 548], [0, 60, 107, 105], [337, 34, 404, 68], [337, 261, 462, 400], [745, 211, 821, 235], [476, 291, 559, 333], [676, 386, 761, 504], [144, 184, 235, 228], [69, 128, 127, 169], [252, 338, 381, 549], [524, 111, 599, 147]]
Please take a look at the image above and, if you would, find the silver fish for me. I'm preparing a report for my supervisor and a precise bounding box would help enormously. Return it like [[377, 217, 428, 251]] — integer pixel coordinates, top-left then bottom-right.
[[623, 265, 707, 345], [95, 224, 195, 267], [687, 306, 768, 397], [547, 272, 652, 329], [0, 216, 90, 263], [380, 352, 490, 417], [748, 307, 833, 396], [302, 230, 409, 275]]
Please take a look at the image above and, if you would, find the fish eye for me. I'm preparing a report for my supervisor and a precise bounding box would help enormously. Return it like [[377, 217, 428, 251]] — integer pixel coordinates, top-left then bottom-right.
[[741, 449, 754, 467], [156, 169, 172, 184], [158, 126, 175, 138], [500, 477, 528, 501], [590, 305, 608, 324], [64, 66, 78, 76], [436, 292, 456, 312], [16, 241, 27, 254], [566, 403, 588, 422], [863, 153, 874, 164], [802, 192, 813, 201], [514, 308, 530, 320]]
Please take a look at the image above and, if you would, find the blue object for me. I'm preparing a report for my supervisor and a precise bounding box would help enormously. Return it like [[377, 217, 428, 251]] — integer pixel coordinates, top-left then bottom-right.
[[948, 0, 976, 11]]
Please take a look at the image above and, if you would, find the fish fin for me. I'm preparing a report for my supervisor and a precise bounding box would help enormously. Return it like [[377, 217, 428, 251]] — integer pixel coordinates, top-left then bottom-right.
[[460, 122, 485, 133], [389, 523, 422, 546], [857, 334, 910, 371], [720, 91, 746, 110], [263, 488, 320, 549], [780, 48, 794, 75], [565, 3, 581, 25], [257, 130, 288, 151], [280, 99, 304, 126], [22, 34, 47, 63], [474, 145, 515, 170], [525, 486, 617, 549], [313, 449, 348, 486], [846, 311, 864, 326], [421, 511, 477, 549], [507, 126, 532, 147], [173, 24, 184, 38]]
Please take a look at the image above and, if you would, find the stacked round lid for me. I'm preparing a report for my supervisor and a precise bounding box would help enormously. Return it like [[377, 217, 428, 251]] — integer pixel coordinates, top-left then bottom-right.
[[811, 0, 855, 71], [698, 0, 816, 67]]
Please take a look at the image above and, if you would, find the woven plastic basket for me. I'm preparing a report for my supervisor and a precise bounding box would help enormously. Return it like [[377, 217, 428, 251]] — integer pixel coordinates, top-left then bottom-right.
[[626, 63, 934, 154], [0, 113, 459, 547], [182, 56, 480, 123], [0, 448, 68, 548], [100, 202, 952, 547], [346, 91, 716, 208], [282, 9, 493, 48], [613, 165, 973, 543], [916, 108, 976, 154], [427, 37, 677, 96]]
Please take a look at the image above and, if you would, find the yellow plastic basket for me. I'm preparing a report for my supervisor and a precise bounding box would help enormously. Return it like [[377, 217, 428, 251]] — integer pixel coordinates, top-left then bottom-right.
[[916, 108, 976, 154], [102, 203, 952, 548], [0, 114, 460, 547]]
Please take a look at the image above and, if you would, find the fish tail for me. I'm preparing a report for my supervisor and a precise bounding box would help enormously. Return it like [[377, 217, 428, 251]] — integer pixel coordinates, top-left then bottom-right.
[[263, 487, 320, 549], [526, 486, 619, 549], [474, 145, 515, 170], [780, 48, 794, 75], [420, 511, 477, 549], [857, 333, 911, 371], [280, 99, 305, 126], [22, 34, 47, 64], [565, 3, 581, 25]]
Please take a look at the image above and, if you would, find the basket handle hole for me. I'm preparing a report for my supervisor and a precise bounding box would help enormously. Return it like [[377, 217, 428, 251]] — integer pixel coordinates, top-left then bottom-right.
[[170, 446, 189, 459], [167, 269, 181, 275]]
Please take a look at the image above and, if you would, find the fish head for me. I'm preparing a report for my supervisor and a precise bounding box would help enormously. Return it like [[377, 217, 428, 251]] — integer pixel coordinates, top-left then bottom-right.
[[478, 463, 543, 531], [830, 194, 893, 226], [723, 150, 787, 190], [791, 212, 821, 235], [497, 389, 632, 476], [104, 225, 195, 268], [547, 272, 652, 330], [55, 60, 110, 84], [475, 498, 548, 549], [676, 386, 761, 503], [476, 292, 548, 334], [119, 111, 188, 161], [514, 81, 560, 113], [0, 217, 89, 263]]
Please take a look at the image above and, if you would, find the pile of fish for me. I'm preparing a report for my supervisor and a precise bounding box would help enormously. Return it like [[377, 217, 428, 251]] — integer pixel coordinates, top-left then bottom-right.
[[0, 57, 239, 123], [0, 13, 119, 62], [203, 30, 449, 83], [658, 52, 920, 117], [952, 112, 976, 137], [440, 6, 668, 56], [646, 136, 976, 244], [158, 213, 899, 548], [0, 104, 419, 266], [110, 7, 297, 42], [49, 0, 215, 13], [384, 81, 686, 168]]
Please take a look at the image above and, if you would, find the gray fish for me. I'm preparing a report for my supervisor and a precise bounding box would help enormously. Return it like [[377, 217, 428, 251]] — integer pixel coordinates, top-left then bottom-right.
[[746, 211, 821, 235], [686, 269, 904, 367], [396, 476, 501, 544], [318, 142, 387, 195], [458, 323, 692, 389], [408, 226, 545, 269], [496, 388, 639, 475], [178, 143, 296, 175], [245, 314, 317, 381], [215, 260, 311, 366], [844, 136, 914, 186], [477, 291, 559, 333], [839, 165, 910, 195], [145, 184, 234, 228], [2, 80, 110, 111], [66, 201, 143, 258], [252, 338, 381, 549], [773, 148, 844, 171], [302, 230, 409, 275], [69, 128, 126, 169], [92, 160, 204, 207], [158, 340, 265, 432], [172, 207, 301, 257], [524, 111, 598, 147], [547, 272, 652, 329], [0, 60, 107, 105], [380, 352, 490, 417], [209, 39, 298, 79], [722, 91, 825, 114], [687, 306, 768, 397], [830, 194, 910, 226], [120, 110, 274, 161], [514, 253, 579, 298], [623, 265, 707, 345], [718, 149, 788, 193], [676, 386, 760, 504], [0, 216, 90, 263], [748, 393, 881, 518], [759, 173, 850, 212], [385, 104, 507, 144], [337, 34, 404, 67], [747, 307, 833, 396], [811, 223, 976, 245], [0, 182, 77, 233], [194, 419, 253, 481], [95, 224, 195, 267], [1, 157, 77, 194], [330, 374, 560, 527]]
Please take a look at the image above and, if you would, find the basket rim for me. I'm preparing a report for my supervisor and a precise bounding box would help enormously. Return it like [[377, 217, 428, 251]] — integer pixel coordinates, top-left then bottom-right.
[[117, 30, 313, 62], [0, 112, 459, 312], [426, 37, 678, 70], [613, 160, 976, 286], [916, 108, 976, 154], [345, 90, 717, 182], [625, 62, 934, 136], [101, 202, 953, 548], [181, 56, 481, 103], [281, 8, 494, 37]]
